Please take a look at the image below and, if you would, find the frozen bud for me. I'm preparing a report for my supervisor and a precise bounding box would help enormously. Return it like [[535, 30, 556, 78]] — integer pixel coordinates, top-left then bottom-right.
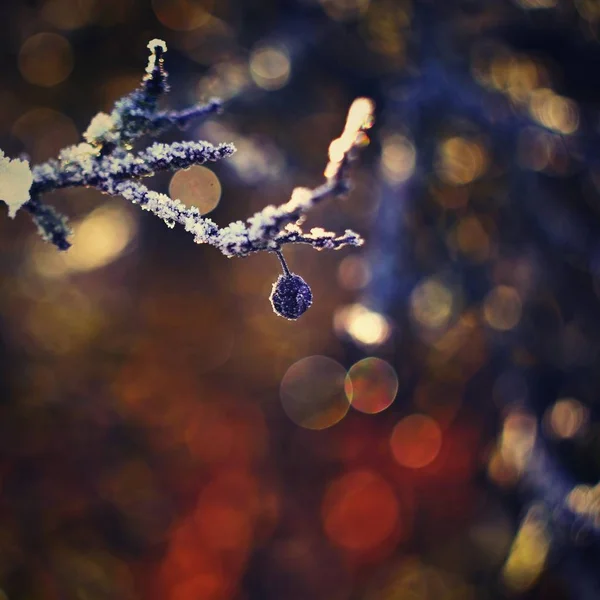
[[270, 273, 313, 319], [84, 112, 121, 146], [147, 39, 167, 54], [146, 39, 167, 76]]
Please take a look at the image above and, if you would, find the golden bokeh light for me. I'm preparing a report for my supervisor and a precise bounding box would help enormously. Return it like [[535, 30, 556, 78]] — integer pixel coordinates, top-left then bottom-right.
[[280, 356, 349, 430], [31, 202, 137, 277], [333, 303, 392, 347], [322, 470, 399, 552], [345, 357, 398, 414], [566, 484, 600, 527], [249, 45, 291, 91], [567, 484, 593, 515], [502, 505, 550, 593], [483, 285, 522, 331], [152, 0, 213, 31], [471, 45, 507, 91], [486, 54, 542, 101], [390, 414, 443, 469], [437, 137, 487, 185], [18, 33, 73, 87], [381, 133, 416, 184], [337, 254, 371, 290], [529, 88, 579, 135], [487, 447, 520, 488], [498, 409, 537, 475], [12, 108, 79, 162], [169, 166, 222, 215], [410, 278, 454, 330], [505, 57, 541, 104], [455, 216, 492, 263], [41, 0, 95, 29], [544, 397, 589, 440], [197, 59, 251, 101]]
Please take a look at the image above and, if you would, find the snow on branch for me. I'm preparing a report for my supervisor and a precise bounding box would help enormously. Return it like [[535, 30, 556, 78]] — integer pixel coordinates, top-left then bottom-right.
[[0, 39, 373, 318], [0, 151, 33, 219]]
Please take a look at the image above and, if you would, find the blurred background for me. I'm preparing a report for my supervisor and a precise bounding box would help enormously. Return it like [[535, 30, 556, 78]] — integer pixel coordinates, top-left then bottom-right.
[[3, 0, 600, 598]]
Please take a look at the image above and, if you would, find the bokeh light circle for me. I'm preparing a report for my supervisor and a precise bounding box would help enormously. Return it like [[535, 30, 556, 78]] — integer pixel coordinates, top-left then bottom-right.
[[410, 278, 454, 330], [18, 33, 73, 87], [41, 0, 95, 30], [152, 0, 213, 31], [333, 303, 392, 347], [345, 357, 398, 414], [169, 166, 222, 215], [249, 45, 291, 91], [483, 285, 522, 331], [544, 397, 589, 440], [322, 470, 399, 552], [12, 108, 79, 162], [31, 202, 137, 277], [437, 137, 488, 185], [381, 134, 416, 183], [280, 356, 349, 430], [390, 414, 443, 469], [337, 255, 371, 291]]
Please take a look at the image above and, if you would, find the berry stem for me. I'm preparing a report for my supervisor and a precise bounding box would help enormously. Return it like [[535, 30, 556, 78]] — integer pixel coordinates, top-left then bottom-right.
[[274, 250, 291, 277]]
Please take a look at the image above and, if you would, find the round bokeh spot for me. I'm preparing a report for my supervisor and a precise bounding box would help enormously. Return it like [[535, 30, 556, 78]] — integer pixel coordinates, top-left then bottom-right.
[[280, 356, 349, 429], [345, 357, 398, 414]]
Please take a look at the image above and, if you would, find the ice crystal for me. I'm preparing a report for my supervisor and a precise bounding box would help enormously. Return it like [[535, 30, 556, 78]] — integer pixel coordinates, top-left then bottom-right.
[[3, 39, 373, 317]]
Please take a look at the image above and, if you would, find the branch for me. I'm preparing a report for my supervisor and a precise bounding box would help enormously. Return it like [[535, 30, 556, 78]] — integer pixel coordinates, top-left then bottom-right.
[[0, 39, 373, 319]]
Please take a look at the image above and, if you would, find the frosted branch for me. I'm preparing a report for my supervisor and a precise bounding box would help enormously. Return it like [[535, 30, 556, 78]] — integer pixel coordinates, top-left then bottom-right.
[[1, 39, 373, 318]]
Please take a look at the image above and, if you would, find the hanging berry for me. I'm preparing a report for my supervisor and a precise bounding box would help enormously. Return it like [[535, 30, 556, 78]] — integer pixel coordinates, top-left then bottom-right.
[[269, 251, 313, 319]]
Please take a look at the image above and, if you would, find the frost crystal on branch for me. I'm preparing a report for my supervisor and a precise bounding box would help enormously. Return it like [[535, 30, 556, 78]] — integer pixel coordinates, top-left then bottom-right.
[[0, 151, 33, 218], [2, 39, 373, 318]]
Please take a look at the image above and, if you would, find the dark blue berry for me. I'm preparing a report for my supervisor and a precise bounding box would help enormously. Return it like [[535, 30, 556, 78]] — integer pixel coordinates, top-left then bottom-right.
[[269, 273, 313, 320]]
